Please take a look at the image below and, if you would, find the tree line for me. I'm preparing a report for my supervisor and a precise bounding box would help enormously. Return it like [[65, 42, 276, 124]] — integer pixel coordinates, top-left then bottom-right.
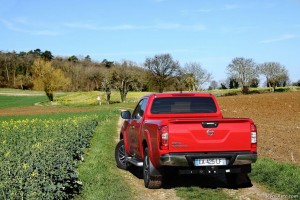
[[0, 49, 298, 101]]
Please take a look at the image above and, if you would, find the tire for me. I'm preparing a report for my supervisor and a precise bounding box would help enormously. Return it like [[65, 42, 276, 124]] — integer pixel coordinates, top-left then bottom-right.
[[115, 140, 130, 170], [143, 148, 162, 189]]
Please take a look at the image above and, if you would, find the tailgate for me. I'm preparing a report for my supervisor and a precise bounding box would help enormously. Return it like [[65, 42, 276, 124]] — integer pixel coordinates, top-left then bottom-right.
[[168, 118, 253, 152]]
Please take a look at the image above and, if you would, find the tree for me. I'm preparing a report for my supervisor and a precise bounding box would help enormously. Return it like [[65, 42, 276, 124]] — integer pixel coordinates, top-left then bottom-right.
[[144, 53, 180, 92], [227, 57, 258, 94], [183, 62, 212, 91], [31, 58, 70, 101], [292, 79, 300, 86], [68, 55, 79, 62], [111, 61, 138, 102], [209, 80, 218, 90], [229, 78, 239, 89], [101, 59, 114, 68], [249, 78, 260, 88], [41, 50, 53, 61], [260, 62, 289, 92], [0, 51, 20, 87]]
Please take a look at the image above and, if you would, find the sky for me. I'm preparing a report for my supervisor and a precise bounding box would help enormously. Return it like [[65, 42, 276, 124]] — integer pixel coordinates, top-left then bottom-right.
[[1, 0, 300, 84]]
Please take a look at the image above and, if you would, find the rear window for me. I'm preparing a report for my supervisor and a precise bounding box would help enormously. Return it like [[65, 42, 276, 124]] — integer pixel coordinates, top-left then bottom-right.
[[151, 97, 217, 114]]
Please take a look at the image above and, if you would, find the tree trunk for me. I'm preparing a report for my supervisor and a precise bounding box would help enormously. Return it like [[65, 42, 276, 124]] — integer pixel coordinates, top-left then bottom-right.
[[242, 86, 249, 94], [45, 91, 54, 101]]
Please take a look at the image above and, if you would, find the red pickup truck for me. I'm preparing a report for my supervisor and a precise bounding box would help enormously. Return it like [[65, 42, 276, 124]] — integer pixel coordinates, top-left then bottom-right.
[[115, 92, 257, 189]]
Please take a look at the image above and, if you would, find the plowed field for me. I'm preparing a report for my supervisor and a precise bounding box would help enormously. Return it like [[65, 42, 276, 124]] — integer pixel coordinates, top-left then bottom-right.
[[217, 91, 300, 165], [1, 91, 299, 165]]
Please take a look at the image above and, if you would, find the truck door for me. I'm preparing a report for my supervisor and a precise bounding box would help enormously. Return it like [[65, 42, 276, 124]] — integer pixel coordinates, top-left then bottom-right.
[[128, 98, 148, 157]]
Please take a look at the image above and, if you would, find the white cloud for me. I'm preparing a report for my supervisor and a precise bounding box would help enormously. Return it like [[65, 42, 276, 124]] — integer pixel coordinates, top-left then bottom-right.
[[65, 22, 206, 32], [223, 4, 239, 10], [259, 34, 298, 44], [0, 18, 61, 36]]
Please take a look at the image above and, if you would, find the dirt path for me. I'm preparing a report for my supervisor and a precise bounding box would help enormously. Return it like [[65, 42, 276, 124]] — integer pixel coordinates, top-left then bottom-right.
[[116, 117, 180, 200], [223, 183, 275, 200], [117, 168, 180, 200], [116, 117, 278, 200]]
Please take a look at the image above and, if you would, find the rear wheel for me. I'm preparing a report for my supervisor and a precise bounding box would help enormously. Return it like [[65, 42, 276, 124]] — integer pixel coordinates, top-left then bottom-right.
[[143, 148, 162, 189], [115, 140, 131, 170]]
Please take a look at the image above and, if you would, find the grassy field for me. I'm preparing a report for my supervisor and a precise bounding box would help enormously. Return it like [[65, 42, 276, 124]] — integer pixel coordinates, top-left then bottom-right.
[[75, 110, 133, 200], [1, 88, 299, 199], [0, 95, 48, 108], [250, 158, 300, 195]]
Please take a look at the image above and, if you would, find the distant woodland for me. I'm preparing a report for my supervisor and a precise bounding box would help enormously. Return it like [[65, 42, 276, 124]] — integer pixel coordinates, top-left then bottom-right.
[[0, 49, 298, 101]]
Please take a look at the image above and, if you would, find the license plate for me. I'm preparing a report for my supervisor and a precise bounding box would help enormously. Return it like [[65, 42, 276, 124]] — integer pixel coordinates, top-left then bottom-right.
[[194, 158, 227, 166]]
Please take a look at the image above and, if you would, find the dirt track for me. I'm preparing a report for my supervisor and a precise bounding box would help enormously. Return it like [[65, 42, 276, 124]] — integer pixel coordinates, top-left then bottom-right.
[[0, 106, 96, 116], [2, 91, 299, 199]]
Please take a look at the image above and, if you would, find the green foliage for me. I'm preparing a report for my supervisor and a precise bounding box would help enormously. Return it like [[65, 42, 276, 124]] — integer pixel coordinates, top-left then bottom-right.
[[0, 115, 98, 199], [31, 58, 71, 101], [250, 158, 300, 195]]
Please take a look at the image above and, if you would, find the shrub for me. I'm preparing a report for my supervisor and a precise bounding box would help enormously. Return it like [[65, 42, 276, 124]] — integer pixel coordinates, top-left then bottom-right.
[[0, 116, 98, 199]]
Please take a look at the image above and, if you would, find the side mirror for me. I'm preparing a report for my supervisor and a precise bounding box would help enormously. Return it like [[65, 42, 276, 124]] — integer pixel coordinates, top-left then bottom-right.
[[121, 111, 131, 119]]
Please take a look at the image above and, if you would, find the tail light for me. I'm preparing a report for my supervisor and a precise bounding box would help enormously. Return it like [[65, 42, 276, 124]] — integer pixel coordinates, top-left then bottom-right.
[[250, 124, 257, 149], [159, 125, 168, 150]]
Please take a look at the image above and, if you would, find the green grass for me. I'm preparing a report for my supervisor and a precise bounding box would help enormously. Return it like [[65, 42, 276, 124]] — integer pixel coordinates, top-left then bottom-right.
[[2, 88, 300, 199], [75, 110, 133, 200], [250, 158, 300, 196], [176, 187, 230, 200], [54, 91, 149, 106], [0, 95, 48, 108]]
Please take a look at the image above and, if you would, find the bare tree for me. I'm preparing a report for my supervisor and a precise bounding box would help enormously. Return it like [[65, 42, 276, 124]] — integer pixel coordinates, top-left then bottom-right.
[[227, 57, 258, 94], [144, 53, 180, 92], [111, 60, 137, 102], [260, 62, 289, 92], [183, 62, 212, 91], [209, 80, 218, 90]]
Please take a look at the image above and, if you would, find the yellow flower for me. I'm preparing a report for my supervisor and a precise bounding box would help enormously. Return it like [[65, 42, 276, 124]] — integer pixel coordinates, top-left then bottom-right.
[[31, 170, 38, 177], [23, 163, 29, 170], [32, 142, 42, 150], [5, 150, 10, 157]]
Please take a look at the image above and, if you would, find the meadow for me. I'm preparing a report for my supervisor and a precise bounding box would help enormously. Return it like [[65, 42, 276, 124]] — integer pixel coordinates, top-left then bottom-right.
[[0, 88, 299, 199]]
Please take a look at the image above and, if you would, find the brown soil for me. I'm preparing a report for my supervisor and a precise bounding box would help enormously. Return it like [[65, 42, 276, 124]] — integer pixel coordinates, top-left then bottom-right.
[[217, 91, 300, 165], [115, 92, 300, 199], [0, 106, 97, 116], [3, 91, 299, 199]]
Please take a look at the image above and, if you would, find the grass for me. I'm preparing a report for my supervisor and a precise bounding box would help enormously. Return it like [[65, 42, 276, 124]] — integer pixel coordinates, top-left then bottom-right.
[[176, 187, 230, 200], [0, 95, 48, 108], [250, 158, 300, 196], [2, 87, 300, 199], [54, 91, 149, 106], [75, 110, 133, 200]]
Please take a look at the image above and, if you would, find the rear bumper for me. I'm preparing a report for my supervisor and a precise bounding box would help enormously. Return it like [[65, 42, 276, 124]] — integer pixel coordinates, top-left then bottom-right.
[[159, 152, 257, 167]]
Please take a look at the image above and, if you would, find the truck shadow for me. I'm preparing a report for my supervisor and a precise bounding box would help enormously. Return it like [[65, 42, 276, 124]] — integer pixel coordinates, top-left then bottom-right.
[[128, 166, 253, 189]]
